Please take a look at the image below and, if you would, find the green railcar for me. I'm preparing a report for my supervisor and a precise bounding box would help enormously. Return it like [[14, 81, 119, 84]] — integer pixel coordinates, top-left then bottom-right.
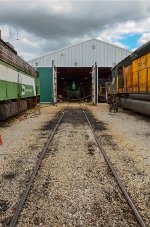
[[0, 37, 40, 120]]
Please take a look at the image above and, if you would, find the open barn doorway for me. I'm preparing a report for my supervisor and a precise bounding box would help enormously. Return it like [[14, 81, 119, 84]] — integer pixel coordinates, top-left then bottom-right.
[[98, 67, 112, 102], [56, 67, 93, 102], [53, 64, 110, 104]]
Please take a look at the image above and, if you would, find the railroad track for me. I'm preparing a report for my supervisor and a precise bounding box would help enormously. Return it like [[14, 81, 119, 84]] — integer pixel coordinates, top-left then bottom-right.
[[9, 108, 147, 227]]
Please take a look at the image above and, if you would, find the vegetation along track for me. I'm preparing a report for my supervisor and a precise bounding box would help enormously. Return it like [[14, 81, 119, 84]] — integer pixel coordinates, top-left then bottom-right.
[[8, 108, 146, 227]]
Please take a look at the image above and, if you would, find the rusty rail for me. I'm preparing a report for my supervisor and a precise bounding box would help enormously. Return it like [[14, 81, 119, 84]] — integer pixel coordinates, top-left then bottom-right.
[[9, 111, 65, 227], [83, 110, 147, 227]]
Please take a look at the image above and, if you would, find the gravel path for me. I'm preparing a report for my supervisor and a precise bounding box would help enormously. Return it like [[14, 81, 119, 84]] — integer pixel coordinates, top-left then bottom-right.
[[0, 103, 149, 226], [17, 108, 139, 226]]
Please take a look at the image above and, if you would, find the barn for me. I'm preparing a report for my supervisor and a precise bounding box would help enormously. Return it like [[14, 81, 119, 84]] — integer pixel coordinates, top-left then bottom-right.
[[29, 39, 131, 104]]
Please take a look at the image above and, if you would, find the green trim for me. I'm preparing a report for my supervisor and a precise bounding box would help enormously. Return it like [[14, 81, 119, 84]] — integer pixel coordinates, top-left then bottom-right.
[[0, 80, 35, 101], [35, 77, 40, 96]]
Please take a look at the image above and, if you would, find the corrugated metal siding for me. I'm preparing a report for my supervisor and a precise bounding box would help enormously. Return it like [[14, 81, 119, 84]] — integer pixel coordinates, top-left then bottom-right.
[[29, 39, 131, 68], [37, 67, 53, 103]]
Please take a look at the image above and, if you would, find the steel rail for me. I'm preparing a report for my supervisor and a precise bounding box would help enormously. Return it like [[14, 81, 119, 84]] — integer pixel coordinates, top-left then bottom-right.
[[9, 111, 65, 227], [83, 110, 147, 227]]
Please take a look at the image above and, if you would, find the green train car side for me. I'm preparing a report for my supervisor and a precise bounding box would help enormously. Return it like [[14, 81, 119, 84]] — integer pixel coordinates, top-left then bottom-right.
[[0, 38, 40, 120]]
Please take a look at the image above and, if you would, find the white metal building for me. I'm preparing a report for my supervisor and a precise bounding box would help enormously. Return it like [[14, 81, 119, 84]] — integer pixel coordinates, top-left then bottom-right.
[[29, 39, 131, 104], [29, 39, 131, 68]]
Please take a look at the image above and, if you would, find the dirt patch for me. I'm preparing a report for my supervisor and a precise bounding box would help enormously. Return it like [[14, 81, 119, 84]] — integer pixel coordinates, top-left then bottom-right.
[[41, 111, 64, 131], [2, 172, 16, 180], [62, 108, 87, 125], [84, 109, 107, 131], [87, 142, 95, 156], [0, 200, 9, 213]]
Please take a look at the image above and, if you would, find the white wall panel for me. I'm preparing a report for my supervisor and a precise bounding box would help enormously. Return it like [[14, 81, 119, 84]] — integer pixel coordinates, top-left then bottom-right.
[[29, 39, 131, 68], [0, 63, 36, 95]]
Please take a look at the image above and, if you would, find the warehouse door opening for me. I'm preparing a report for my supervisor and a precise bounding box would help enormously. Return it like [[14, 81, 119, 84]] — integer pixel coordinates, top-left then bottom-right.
[[98, 67, 112, 102], [56, 67, 93, 102]]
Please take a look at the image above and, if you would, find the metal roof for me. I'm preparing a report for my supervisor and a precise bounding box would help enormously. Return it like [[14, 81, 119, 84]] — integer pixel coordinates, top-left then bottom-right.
[[130, 40, 150, 60], [29, 38, 131, 68]]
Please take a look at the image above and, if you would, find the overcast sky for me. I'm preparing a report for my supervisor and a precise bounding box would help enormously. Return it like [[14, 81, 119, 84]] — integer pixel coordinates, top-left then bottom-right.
[[0, 0, 150, 61]]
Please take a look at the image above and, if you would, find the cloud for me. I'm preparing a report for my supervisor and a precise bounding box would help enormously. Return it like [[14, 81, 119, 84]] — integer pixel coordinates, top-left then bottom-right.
[[97, 17, 150, 48], [0, 0, 150, 60], [137, 33, 150, 45]]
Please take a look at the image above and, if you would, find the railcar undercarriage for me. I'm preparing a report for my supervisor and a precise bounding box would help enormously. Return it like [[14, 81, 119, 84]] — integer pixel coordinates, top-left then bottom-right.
[[0, 97, 39, 120]]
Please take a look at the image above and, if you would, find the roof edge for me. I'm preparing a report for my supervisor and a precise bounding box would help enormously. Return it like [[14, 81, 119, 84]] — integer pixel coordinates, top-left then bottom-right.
[[28, 38, 132, 63]]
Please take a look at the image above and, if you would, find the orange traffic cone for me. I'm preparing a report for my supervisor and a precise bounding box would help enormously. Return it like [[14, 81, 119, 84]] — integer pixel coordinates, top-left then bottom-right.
[[0, 133, 2, 145]]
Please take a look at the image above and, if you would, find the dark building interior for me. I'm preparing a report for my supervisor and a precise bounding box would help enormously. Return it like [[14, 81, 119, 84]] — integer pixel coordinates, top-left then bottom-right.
[[57, 67, 111, 101]]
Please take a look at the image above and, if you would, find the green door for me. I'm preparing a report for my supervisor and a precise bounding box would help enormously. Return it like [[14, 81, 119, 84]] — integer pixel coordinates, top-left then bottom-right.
[[37, 67, 53, 103]]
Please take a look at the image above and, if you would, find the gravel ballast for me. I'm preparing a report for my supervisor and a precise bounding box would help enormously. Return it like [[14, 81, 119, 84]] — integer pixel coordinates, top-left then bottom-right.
[[17, 108, 139, 226], [87, 103, 150, 226], [0, 103, 149, 226], [0, 105, 64, 226]]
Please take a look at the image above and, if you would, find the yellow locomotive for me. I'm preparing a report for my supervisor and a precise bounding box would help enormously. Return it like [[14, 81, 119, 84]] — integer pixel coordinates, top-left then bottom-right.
[[108, 41, 150, 116]]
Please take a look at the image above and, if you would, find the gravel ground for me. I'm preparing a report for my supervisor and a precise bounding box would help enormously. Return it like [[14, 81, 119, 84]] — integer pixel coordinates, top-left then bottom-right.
[[0, 104, 64, 226], [0, 104, 67, 175], [17, 108, 139, 226], [0, 103, 149, 226], [86, 103, 150, 226]]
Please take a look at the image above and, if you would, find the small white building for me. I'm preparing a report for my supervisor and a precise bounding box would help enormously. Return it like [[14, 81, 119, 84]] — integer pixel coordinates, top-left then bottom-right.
[[29, 39, 131, 103]]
